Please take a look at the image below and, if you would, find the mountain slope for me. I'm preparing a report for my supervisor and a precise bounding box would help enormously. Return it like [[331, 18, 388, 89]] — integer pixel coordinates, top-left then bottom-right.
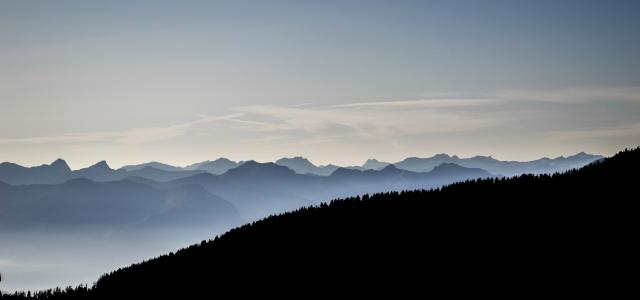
[[119, 162, 183, 172], [183, 158, 240, 174], [13, 147, 635, 298], [163, 161, 493, 221], [0, 159, 71, 185], [325, 162, 493, 196], [275, 157, 339, 176], [0, 151, 602, 186], [361, 158, 390, 170], [1, 160, 492, 232], [0, 160, 205, 185], [0, 178, 241, 231]]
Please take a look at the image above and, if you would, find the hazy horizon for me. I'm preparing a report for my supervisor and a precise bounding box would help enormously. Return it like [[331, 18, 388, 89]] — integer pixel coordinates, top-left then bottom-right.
[[0, 148, 608, 171]]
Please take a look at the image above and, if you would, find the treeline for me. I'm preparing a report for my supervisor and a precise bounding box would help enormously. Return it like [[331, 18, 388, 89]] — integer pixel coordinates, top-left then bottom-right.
[[2, 147, 637, 298], [0, 286, 90, 300]]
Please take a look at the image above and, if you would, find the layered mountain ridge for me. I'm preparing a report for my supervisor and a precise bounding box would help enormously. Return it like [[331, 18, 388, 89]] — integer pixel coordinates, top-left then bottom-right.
[[0, 151, 602, 185]]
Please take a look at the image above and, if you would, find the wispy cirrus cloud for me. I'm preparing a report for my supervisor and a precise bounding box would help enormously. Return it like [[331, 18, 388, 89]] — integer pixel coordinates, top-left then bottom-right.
[[547, 122, 640, 141], [0, 113, 243, 146], [114, 113, 243, 144], [231, 98, 502, 138], [490, 86, 640, 103], [335, 98, 500, 108]]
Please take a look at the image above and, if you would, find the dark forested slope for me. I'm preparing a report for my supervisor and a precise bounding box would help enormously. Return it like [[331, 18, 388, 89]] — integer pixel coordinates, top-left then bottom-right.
[[2, 148, 637, 298]]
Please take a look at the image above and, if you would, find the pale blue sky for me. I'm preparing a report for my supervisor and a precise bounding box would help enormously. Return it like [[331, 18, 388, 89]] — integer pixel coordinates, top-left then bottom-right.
[[1, 0, 639, 168]]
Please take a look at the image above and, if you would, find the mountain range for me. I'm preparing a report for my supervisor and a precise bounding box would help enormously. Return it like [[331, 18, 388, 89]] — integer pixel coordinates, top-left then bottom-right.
[[0, 160, 205, 186], [0, 152, 602, 185], [391, 152, 604, 176], [0, 159, 494, 231], [0, 151, 604, 230], [0, 177, 241, 232]]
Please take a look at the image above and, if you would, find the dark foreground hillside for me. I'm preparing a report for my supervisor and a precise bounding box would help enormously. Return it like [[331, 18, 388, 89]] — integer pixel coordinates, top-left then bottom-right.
[[2, 148, 637, 298]]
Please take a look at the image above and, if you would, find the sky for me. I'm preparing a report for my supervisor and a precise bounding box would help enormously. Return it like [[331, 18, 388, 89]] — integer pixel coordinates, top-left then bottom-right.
[[1, 0, 639, 169]]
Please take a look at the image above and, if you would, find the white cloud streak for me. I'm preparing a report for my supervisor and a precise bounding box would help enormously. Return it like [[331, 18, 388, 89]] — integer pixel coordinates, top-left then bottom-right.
[[491, 86, 640, 103], [0, 113, 243, 146], [547, 122, 640, 140], [231, 98, 501, 138]]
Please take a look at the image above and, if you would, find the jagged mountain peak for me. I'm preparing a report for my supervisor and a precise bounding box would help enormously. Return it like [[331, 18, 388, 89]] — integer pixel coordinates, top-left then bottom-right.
[[227, 160, 295, 177], [361, 158, 390, 170], [50, 158, 71, 171], [274, 156, 339, 176], [88, 160, 111, 170], [276, 156, 314, 164], [212, 157, 235, 163], [184, 158, 239, 174]]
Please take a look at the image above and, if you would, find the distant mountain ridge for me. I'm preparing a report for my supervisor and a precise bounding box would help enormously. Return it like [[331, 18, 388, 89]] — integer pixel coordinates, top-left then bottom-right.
[[183, 158, 241, 174], [120, 162, 183, 172], [274, 152, 602, 176], [392, 152, 604, 176], [0, 160, 206, 185], [361, 158, 390, 170], [275, 157, 339, 176], [0, 151, 602, 185], [0, 177, 241, 231], [0, 159, 72, 185], [0, 158, 496, 229]]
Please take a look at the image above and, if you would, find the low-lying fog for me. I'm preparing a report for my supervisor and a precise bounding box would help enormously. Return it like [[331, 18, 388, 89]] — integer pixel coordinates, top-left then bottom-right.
[[0, 225, 237, 292]]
